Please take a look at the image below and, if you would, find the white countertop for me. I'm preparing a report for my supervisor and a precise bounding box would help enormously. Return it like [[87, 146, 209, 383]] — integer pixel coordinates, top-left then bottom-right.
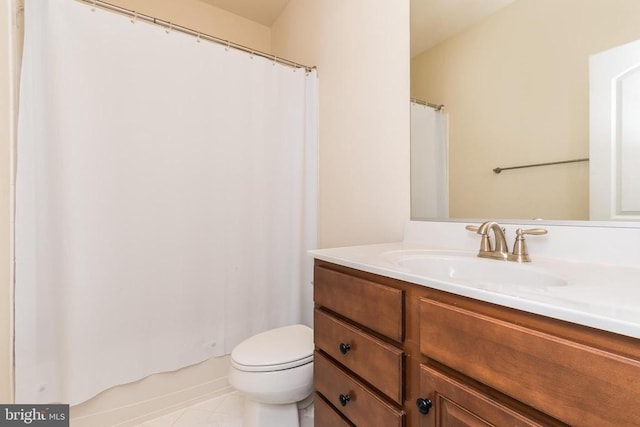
[[310, 241, 640, 339]]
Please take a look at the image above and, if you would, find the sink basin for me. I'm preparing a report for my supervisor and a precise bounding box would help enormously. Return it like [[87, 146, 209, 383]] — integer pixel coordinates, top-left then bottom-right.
[[381, 250, 567, 289]]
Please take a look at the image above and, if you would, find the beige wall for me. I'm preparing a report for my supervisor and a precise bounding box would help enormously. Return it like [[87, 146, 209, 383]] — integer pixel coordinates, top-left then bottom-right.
[[272, 0, 411, 248], [0, 0, 18, 405], [411, 0, 640, 220]]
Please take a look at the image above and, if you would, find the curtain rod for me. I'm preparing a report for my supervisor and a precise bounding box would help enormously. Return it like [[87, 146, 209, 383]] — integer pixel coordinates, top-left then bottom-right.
[[77, 0, 315, 73], [411, 97, 444, 111], [493, 157, 589, 174]]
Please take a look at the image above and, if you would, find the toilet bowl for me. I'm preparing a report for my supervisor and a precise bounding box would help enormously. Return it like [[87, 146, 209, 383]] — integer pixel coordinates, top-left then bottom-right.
[[228, 324, 314, 427]]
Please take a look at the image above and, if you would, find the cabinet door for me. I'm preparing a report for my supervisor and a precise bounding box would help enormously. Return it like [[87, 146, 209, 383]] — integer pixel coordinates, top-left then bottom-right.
[[417, 365, 549, 427]]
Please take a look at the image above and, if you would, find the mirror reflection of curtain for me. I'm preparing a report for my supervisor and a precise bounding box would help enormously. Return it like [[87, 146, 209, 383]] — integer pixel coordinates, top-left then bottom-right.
[[15, 0, 317, 405], [410, 102, 449, 219]]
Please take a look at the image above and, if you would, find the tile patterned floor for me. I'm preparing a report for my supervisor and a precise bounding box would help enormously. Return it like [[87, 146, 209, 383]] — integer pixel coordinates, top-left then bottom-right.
[[136, 391, 314, 427]]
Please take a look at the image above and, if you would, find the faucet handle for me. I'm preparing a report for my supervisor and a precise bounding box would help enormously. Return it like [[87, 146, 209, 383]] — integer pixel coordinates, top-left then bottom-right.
[[465, 224, 492, 252], [509, 228, 548, 262], [519, 228, 548, 236]]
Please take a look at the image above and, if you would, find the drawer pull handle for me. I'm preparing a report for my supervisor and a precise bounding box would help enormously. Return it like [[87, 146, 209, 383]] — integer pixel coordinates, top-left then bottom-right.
[[416, 398, 433, 415], [339, 394, 351, 406], [339, 343, 351, 354]]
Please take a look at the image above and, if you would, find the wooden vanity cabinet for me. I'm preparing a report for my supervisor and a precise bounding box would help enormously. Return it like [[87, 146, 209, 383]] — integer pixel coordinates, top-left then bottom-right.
[[313, 263, 406, 426], [313, 260, 640, 427]]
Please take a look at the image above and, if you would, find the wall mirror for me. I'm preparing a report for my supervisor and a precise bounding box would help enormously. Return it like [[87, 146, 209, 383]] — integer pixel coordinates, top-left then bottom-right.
[[410, 0, 640, 225]]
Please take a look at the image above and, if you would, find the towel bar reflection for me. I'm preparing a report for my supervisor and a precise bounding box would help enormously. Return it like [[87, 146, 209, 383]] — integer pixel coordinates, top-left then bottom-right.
[[410, 97, 444, 111], [493, 158, 589, 174]]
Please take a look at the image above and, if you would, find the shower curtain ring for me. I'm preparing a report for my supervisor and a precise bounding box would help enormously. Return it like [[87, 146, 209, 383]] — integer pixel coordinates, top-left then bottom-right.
[[166, 22, 172, 34], [196, 32, 201, 43], [130, 11, 137, 24], [225, 40, 230, 51], [91, 0, 96, 11]]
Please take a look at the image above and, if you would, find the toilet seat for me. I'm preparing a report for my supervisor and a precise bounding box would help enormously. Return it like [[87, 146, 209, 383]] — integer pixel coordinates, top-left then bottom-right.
[[230, 324, 314, 372], [231, 354, 313, 372]]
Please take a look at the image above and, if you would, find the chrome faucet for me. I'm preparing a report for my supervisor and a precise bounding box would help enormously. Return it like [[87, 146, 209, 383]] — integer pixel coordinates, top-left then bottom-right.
[[466, 221, 509, 260], [466, 221, 548, 262]]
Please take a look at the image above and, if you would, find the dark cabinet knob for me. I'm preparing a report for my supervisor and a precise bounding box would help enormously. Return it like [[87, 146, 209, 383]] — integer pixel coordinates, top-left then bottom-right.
[[339, 342, 351, 354], [339, 394, 351, 406], [416, 398, 433, 414]]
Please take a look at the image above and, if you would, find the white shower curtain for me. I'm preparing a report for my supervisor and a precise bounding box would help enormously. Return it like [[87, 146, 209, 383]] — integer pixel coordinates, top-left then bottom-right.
[[410, 102, 449, 219], [15, 0, 318, 405]]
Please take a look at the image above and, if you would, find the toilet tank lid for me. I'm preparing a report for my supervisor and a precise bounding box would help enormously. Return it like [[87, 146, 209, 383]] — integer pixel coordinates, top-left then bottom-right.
[[231, 324, 313, 368]]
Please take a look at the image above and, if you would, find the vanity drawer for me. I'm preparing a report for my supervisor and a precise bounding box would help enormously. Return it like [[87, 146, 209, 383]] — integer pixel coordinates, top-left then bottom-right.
[[419, 297, 640, 427], [314, 265, 404, 342], [314, 351, 405, 427], [314, 393, 355, 427], [314, 308, 404, 404]]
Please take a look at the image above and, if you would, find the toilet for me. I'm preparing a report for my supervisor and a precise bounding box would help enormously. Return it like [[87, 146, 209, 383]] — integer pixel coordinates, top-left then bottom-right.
[[228, 324, 314, 427]]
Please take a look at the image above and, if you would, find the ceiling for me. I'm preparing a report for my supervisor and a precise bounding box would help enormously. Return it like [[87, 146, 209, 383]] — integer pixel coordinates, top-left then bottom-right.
[[198, 0, 290, 26], [410, 0, 515, 57], [198, 0, 515, 57]]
